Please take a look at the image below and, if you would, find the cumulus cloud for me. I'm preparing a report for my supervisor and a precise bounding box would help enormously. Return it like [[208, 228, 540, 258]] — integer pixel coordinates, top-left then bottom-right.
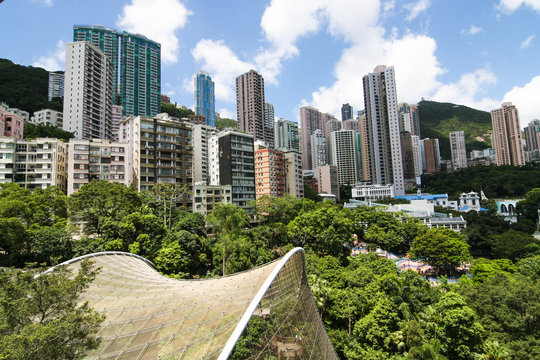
[[217, 108, 236, 119], [405, 0, 431, 22], [498, 0, 540, 13], [460, 25, 483, 35], [503, 75, 540, 127], [191, 39, 254, 103], [117, 0, 192, 65], [520, 34, 535, 48], [33, 40, 65, 71]]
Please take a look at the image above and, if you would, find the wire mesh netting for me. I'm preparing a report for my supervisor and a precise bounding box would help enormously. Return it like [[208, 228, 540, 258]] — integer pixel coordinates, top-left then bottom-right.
[[58, 250, 337, 359]]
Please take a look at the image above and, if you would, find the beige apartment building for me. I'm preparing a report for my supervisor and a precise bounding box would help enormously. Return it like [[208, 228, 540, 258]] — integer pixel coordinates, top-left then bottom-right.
[[491, 102, 525, 166]]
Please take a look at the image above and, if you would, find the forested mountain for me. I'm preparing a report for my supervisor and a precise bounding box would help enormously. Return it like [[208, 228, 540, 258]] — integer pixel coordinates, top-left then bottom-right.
[[418, 100, 492, 159], [0, 58, 62, 114]]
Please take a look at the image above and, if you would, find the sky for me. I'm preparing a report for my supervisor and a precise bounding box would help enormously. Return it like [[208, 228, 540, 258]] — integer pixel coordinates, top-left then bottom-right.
[[1, 0, 539, 129]]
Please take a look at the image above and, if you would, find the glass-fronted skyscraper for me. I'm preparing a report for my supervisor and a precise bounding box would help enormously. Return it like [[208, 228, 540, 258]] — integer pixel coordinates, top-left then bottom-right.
[[73, 25, 161, 118], [194, 71, 215, 127]]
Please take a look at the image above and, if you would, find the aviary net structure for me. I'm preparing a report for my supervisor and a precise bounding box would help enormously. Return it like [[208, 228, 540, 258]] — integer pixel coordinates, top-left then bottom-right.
[[50, 248, 338, 359]]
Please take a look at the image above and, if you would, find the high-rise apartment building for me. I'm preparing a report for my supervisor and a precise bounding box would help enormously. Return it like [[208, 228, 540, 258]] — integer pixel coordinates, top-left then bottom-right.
[[324, 115, 341, 165], [342, 119, 359, 132], [491, 102, 525, 166], [63, 41, 113, 140], [73, 25, 161, 118], [411, 135, 422, 177], [192, 124, 218, 185], [310, 129, 328, 170], [524, 119, 540, 160], [422, 138, 439, 174], [275, 118, 299, 152], [119, 114, 193, 209], [111, 105, 123, 141], [283, 150, 303, 199], [236, 70, 269, 146], [398, 103, 421, 137], [0, 137, 67, 192], [67, 139, 129, 195], [358, 111, 370, 182], [341, 103, 353, 121], [317, 164, 339, 200], [48, 71, 64, 101], [450, 130, 468, 171], [362, 65, 404, 195], [194, 71, 215, 127], [400, 131, 416, 180], [254, 142, 285, 198], [264, 102, 275, 148], [330, 130, 359, 185], [300, 106, 323, 171], [209, 130, 255, 210]]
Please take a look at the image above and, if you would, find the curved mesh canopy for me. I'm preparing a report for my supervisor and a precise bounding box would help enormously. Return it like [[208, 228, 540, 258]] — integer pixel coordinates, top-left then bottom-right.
[[55, 249, 337, 359]]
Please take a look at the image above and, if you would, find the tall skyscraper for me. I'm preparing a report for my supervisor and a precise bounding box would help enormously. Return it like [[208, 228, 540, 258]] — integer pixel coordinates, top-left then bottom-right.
[[73, 25, 161, 118], [264, 102, 275, 148], [411, 135, 422, 177], [450, 130, 468, 171], [236, 70, 268, 147], [341, 103, 353, 121], [400, 131, 416, 180], [194, 71, 215, 127], [422, 138, 439, 174], [362, 65, 404, 195], [491, 102, 525, 166], [63, 41, 113, 140], [300, 106, 323, 171], [330, 130, 359, 185], [358, 111, 371, 182], [275, 118, 299, 152]]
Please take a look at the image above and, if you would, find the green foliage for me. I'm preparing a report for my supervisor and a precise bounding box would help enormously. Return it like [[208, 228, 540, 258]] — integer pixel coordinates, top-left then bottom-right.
[[215, 117, 238, 130], [470, 258, 516, 283], [489, 229, 540, 261], [516, 187, 540, 233], [303, 182, 322, 202], [250, 194, 303, 225], [24, 123, 74, 142], [418, 100, 492, 159], [68, 181, 142, 236], [160, 102, 194, 118], [28, 226, 73, 266], [0, 58, 63, 115], [0, 260, 105, 360], [463, 211, 511, 252], [421, 164, 540, 199], [410, 228, 471, 275]]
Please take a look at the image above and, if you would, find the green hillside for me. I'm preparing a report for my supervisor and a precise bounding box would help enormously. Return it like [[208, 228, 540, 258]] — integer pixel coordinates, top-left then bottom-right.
[[418, 100, 492, 159], [0, 58, 62, 114]]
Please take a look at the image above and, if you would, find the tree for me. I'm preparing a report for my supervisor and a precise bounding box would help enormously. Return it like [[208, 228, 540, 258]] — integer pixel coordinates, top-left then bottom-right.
[[160, 102, 194, 118], [24, 123, 74, 142], [154, 242, 188, 277], [250, 194, 302, 225], [215, 117, 237, 130], [0, 260, 105, 359], [207, 204, 250, 275], [28, 226, 74, 266], [68, 181, 142, 235], [143, 183, 189, 229], [516, 188, 540, 233], [410, 228, 471, 275], [490, 229, 540, 261]]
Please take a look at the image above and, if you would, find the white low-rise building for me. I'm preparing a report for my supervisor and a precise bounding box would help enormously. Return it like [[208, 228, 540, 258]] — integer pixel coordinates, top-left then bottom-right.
[[352, 184, 395, 202], [192, 184, 233, 215], [30, 109, 63, 128]]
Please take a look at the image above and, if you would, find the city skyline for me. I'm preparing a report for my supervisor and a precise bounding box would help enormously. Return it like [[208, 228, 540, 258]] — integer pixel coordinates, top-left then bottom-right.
[[1, 0, 540, 128]]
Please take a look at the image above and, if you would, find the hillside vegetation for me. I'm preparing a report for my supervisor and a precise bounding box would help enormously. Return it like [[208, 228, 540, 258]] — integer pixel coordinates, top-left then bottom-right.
[[418, 100, 492, 159], [0, 58, 62, 114]]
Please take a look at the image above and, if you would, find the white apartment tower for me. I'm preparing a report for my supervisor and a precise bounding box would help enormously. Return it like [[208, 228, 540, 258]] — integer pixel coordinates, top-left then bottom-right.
[[330, 130, 359, 185], [63, 41, 113, 140], [362, 65, 405, 196], [450, 130, 468, 171], [310, 129, 328, 170], [192, 124, 218, 185]]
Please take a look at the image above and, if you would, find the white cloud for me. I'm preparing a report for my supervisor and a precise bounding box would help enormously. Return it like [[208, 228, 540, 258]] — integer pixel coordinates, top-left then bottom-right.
[[30, 0, 53, 6], [498, 0, 540, 13], [33, 40, 65, 71], [405, 0, 431, 22], [460, 25, 483, 36], [217, 108, 236, 119], [520, 34, 535, 48], [191, 39, 254, 103], [117, 0, 192, 65], [503, 75, 540, 127], [383, 0, 396, 14]]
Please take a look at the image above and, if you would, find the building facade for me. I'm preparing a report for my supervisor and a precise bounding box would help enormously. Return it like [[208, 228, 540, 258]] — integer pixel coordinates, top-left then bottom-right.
[[362, 65, 405, 195], [48, 71, 65, 101], [317, 164, 339, 200], [236, 70, 269, 146], [283, 150, 303, 198], [63, 41, 113, 140], [400, 131, 416, 180], [30, 109, 63, 128], [254, 143, 285, 198], [4, 112, 24, 139], [310, 129, 328, 171], [192, 124, 218, 185], [264, 102, 275, 148], [0, 137, 67, 192], [524, 119, 540, 161], [491, 102, 525, 166], [194, 71, 216, 127], [330, 130, 359, 185], [450, 130, 468, 171], [192, 184, 233, 215], [275, 118, 299, 152], [300, 106, 323, 171], [111, 105, 123, 141], [341, 103, 353, 121], [422, 138, 439, 174]]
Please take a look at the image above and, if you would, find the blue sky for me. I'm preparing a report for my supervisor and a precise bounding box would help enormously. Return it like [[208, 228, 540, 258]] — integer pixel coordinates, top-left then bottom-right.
[[1, 0, 539, 128]]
